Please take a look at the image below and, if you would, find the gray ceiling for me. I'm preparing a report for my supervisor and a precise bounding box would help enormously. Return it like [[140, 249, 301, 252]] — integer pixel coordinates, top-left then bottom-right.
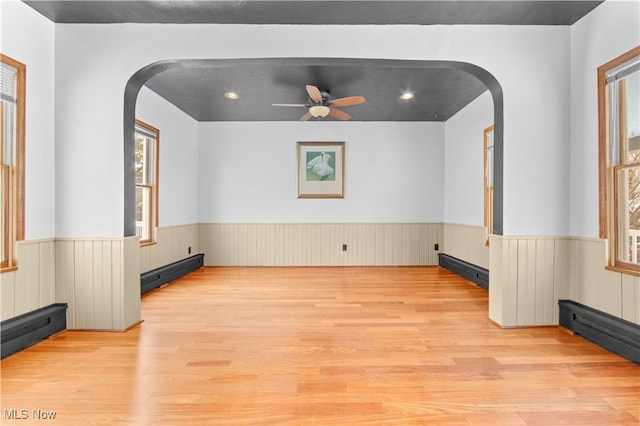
[[144, 61, 489, 122], [23, 1, 604, 25], [23, 0, 604, 122]]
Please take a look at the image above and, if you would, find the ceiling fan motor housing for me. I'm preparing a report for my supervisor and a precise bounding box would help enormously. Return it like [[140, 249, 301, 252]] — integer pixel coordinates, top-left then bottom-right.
[[320, 90, 331, 103]]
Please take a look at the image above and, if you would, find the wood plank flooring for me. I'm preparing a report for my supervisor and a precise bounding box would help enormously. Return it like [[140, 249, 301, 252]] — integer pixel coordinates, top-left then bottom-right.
[[1, 266, 639, 425]]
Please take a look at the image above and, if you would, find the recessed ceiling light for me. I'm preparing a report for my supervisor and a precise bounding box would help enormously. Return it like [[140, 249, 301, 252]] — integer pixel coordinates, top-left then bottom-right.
[[400, 92, 414, 100], [224, 91, 240, 100]]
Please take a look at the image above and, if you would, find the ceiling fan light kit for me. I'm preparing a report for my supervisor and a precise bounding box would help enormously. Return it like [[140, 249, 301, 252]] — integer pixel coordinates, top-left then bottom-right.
[[309, 105, 330, 118], [272, 84, 366, 121]]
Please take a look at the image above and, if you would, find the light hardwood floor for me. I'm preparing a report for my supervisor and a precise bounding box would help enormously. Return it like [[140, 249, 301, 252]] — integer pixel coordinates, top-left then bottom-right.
[[1, 266, 638, 425]]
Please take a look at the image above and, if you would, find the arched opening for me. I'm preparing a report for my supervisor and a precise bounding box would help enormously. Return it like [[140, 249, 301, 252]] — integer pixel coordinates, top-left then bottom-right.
[[123, 58, 503, 237]]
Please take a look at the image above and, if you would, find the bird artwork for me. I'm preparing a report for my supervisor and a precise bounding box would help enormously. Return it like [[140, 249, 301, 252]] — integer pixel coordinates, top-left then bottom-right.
[[306, 152, 334, 181]]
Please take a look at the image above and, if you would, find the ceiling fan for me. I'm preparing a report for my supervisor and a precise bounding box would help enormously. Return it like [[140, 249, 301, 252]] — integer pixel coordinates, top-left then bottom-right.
[[272, 84, 365, 121]]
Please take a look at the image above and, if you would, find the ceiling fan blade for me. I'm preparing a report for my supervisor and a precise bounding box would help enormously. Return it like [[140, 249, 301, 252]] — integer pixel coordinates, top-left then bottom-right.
[[329, 108, 351, 121], [272, 103, 308, 107], [306, 85, 323, 103], [298, 111, 313, 122], [327, 96, 366, 107]]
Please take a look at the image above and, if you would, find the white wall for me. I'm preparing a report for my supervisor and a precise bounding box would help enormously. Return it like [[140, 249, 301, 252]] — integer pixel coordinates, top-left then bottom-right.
[[0, 0, 55, 240], [444, 90, 493, 227], [501, 27, 571, 236], [564, 0, 640, 326], [136, 87, 199, 227], [440, 91, 493, 269], [198, 121, 444, 223], [51, 22, 572, 237], [0, 1, 58, 321], [570, 0, 640, 239], [488, 0, 640, 327], [136, 88, 200, 274]]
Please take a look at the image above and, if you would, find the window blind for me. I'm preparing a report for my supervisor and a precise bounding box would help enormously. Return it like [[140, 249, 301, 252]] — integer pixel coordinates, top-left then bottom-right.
[[606, 57, 640, 84], [0, 62, 17, 104], [135, 124, 157, 140]]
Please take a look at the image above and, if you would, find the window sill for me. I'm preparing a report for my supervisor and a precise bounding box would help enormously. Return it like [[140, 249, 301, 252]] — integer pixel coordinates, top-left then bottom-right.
[[1, 265, 18, 274], [606, 265, 640, 277], [140, 241, 157, 248]]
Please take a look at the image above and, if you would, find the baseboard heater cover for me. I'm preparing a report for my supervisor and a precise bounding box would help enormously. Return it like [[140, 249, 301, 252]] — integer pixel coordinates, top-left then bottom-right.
[[1, 303, 68, 359], [141, 253, 204, 295], [559, 300, 640, 365], [438, 253, 489, 289]]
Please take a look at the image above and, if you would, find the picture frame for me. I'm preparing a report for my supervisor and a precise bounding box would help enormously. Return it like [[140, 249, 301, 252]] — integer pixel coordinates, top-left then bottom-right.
[[297, 141, 345, 198]]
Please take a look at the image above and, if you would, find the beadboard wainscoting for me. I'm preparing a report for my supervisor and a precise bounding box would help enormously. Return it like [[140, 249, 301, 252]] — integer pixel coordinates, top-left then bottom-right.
[[54, 237, 140, 330], [442, 223, 490, 270], [140, 224, 200, 274], [489, 235, 571, 327], [200, 223, 443, 266], [570, 237, 640, 325], [1, 239, 56, 321]]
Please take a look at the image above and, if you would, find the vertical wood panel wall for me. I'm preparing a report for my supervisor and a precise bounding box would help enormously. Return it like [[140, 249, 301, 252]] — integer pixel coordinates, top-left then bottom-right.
[[54, 237, 140, 330], [569, 237, 640, 325], [442, 223, 490, 269], [6, 230, 638, 330], [489, 236, 639, 328], [140, 224, 200, 273], [489, 235, 571, 327], [200, 223, 443, 266], [1, 239, 56, 321]]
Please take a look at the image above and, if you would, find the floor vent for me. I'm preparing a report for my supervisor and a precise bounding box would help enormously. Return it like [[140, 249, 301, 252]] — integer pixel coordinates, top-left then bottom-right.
[[141, 254, 204, 295], [438, 253, 489, 289], [1, 303, 68, 359], [559, 300, 640, 365]]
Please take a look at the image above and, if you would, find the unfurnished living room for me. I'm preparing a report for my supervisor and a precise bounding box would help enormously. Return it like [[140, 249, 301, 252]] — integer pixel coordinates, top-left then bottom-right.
[[1, 1, 639, 425]]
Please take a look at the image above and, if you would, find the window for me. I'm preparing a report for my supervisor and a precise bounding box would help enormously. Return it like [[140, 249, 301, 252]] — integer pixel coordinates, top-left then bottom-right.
[[599, 46, 640, 274], [484, 125, 494, 245], [135, 120, 159, 245], [1, 54, 25, 272]]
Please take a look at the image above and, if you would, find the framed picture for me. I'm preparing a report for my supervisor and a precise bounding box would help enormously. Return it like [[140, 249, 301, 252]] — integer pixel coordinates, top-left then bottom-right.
[[297, 141, 345, 198]]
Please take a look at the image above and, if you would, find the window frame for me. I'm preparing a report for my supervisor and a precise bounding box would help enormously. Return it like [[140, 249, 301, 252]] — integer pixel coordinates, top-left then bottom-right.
[[134, 119, 159, 246], [1, 54, 25, 273], [598, 45, 640, 275], [483, 125, 495, 246]]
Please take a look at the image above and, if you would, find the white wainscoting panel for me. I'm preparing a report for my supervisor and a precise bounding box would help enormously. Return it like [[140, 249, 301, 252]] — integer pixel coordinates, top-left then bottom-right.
[[1, 239, 56, 321], [140, 224, 200, 273], [122, 236, 141, 330], [442, 223, 490, 269], [621, 273, 640, 325], [8, 232, 637, 332], [200, 223, 443, 266], [55, 237, 140, 330], [489, 235, 570, 327], [569, 237, 640, 325]]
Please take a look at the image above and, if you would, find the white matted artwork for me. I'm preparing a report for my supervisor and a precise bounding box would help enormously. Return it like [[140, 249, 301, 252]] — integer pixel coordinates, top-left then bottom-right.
[[297, 141, 345, 198]]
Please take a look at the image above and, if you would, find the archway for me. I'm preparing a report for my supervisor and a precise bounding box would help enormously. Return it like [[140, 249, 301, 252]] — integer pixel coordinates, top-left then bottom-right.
[[123, 58, 503, 237]]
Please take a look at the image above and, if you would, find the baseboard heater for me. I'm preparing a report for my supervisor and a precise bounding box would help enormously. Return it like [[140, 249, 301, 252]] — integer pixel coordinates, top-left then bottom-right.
[[438, 253, 489, 289], [559, 300, 640, 365], [141, 253, 204, 295], [1, 303, 68, 360]]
